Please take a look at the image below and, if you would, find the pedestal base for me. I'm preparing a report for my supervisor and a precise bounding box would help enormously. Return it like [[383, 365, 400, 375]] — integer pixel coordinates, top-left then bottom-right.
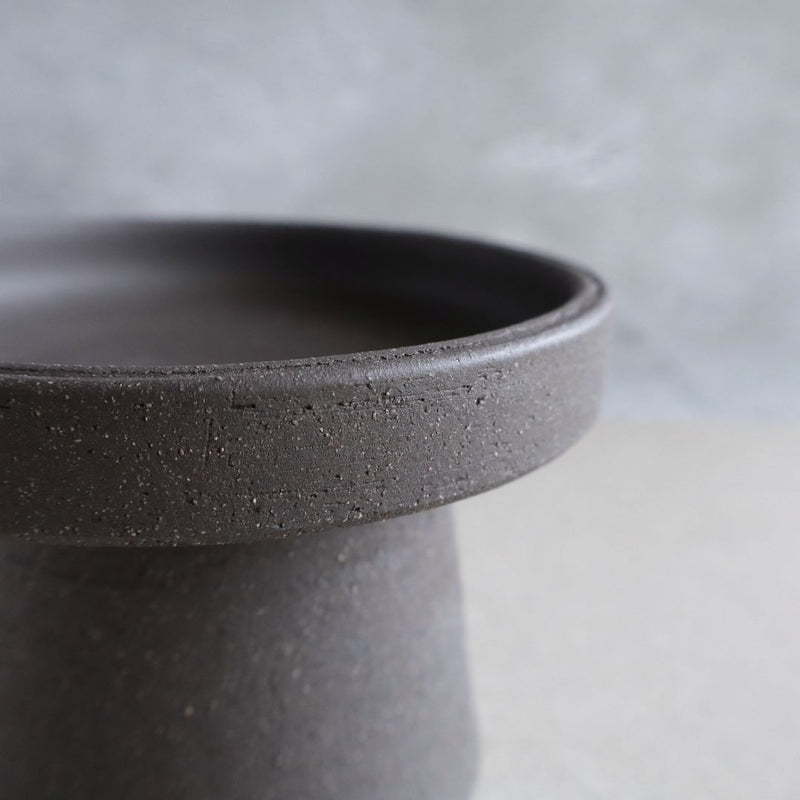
[[0, 509, 477, 799]]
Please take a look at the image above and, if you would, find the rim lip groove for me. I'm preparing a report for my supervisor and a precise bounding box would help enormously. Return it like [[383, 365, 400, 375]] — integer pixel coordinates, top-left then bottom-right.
[[0, 220, 608, 385]]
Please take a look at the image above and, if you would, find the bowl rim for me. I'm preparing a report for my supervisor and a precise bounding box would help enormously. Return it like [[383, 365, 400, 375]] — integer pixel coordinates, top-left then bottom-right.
[[0, 221, 611, 545], [0, 219, 607, 382]]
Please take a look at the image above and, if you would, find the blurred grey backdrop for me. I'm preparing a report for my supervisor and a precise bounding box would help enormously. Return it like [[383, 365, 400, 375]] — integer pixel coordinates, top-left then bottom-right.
[[2, 0, 798, 419]]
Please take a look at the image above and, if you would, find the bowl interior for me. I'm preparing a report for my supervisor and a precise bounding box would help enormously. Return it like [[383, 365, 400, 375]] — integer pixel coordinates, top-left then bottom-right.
[[0, 223, 579, 368]]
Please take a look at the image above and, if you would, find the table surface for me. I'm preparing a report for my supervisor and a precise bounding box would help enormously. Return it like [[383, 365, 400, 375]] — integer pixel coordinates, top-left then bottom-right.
[[457, 421, 800, 800]]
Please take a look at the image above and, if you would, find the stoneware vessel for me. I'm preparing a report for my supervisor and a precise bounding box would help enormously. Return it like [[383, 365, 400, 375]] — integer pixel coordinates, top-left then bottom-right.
[[0, 222, 610, 800]]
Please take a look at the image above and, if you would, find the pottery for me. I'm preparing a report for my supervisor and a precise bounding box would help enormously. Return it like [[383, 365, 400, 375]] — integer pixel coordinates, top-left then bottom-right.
[[0, 222, 610, 799]]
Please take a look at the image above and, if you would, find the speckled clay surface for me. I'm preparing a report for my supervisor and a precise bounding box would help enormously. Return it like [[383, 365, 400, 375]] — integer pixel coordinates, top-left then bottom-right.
[[0, 509, 476, 800], [0, 222, 609, 800], [0, 222, 610, 545]]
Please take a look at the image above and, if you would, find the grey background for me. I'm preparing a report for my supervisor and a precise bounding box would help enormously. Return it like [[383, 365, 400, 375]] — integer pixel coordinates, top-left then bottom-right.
[[459, 420, 800, 800], [2, 0, 798, 418]]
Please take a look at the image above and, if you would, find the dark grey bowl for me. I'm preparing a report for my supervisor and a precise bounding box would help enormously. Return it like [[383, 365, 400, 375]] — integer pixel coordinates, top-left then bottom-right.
[[0, 222, 610, 799]]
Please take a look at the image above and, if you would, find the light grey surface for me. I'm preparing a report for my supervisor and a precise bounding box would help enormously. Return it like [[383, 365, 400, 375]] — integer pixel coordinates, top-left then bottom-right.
[[459, 421, 800, 799], [1, 1, 798, 419]]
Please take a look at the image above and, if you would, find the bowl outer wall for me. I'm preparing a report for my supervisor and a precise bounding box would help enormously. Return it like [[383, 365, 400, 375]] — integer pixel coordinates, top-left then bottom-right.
[[0, 223, 611, 545]]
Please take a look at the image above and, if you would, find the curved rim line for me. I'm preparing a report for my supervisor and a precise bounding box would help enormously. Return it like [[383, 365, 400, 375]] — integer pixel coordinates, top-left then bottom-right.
[[0, 224, 607, 382]]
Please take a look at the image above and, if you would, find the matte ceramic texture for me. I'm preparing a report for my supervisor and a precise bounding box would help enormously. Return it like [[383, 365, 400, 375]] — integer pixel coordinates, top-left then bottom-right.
[[0, 509, 475, 800], [0, 222, 609, 546], [0, 222, 610, 800]]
